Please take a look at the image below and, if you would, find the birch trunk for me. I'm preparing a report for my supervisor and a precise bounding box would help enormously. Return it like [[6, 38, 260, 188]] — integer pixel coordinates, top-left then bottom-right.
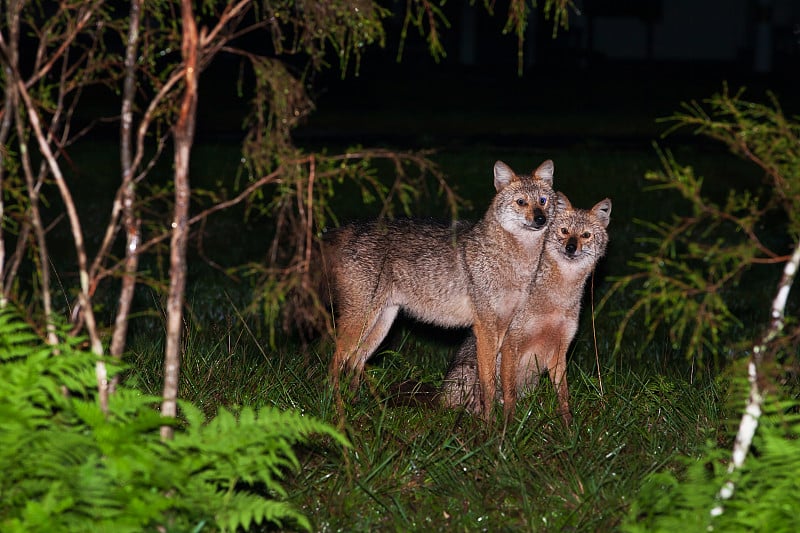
[[0, 3, 19, 310], [711, 238, 800, 518], [160, 0, 198, 441], [109, 0, 144, 392]]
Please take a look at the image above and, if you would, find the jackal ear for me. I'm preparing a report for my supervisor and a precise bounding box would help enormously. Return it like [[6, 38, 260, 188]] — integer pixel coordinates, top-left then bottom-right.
[[555, 192, 572, 212], [493, 161, 517, 191], [592, 198, 612, 228], [534, 159, 554, 186]]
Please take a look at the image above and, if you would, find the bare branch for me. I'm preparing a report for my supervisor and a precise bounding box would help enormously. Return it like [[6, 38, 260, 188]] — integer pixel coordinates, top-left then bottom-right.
[[14, 105, 57, 345], [198, 0, 252, 49], [24, 1, 105, 89]]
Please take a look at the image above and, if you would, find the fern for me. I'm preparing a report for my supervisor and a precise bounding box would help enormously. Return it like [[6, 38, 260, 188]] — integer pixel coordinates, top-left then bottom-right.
[[624, 391, 800, 533], [0, 308, 349, 531], [165, 403, 348, 531]]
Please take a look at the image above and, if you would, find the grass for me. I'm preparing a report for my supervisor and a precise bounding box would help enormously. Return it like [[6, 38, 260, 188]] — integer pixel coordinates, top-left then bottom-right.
[[53, 76, 787, 528], [126, 308, 724, 531], [109, 136, 779, 531]]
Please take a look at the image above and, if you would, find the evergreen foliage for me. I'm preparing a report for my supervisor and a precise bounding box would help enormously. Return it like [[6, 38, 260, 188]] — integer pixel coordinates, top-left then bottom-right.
[[602, 86, 800, 368], [0, 309, 348, 532]]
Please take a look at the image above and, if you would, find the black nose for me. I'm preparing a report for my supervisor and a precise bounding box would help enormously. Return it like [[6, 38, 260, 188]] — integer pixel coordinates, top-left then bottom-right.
[[566, 237, 577, 254], [533, 208, 546, 227]]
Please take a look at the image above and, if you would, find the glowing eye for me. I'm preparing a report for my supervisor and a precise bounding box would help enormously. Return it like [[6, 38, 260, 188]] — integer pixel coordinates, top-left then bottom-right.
[[516, 198, 527, 206], [582, 232, 591, 239], [539, 197, 548, 206], [560, 228, 568, 235]]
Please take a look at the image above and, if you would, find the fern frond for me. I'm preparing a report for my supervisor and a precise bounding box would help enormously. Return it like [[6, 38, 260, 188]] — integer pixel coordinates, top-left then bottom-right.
[[0, 307, 347, 531]]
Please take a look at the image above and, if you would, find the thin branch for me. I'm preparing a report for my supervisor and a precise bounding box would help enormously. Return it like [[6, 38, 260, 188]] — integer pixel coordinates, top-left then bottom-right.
[[198, 0, 252, 48], [24, 1, 105, 89], [15, 75, 106, 406], [95, 166, 285, 287]]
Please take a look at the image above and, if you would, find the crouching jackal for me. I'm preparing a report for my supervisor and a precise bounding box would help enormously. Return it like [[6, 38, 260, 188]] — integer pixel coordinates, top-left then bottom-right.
[[323, 160, 557, 419], [442, 193, 611, 424]]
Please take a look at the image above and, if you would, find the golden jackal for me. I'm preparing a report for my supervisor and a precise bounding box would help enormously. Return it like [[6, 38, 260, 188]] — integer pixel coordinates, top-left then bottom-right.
[[442, 193, 611, 424], [324, 160, 557, 417]]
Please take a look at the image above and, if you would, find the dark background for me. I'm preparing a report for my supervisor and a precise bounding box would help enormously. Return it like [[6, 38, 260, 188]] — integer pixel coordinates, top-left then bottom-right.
[[264, 0, 799, 150]]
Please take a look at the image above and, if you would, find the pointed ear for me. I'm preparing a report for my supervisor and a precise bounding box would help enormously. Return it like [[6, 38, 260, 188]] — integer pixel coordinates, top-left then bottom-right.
[[534, 159, 554, 186], [592, 198, 612, 228], [555, 191, 572, 212], [493, 161, 517, 191]]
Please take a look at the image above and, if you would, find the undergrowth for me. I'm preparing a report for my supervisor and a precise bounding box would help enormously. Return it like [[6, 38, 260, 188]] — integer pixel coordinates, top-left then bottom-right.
[[0, 308, 348, 532]]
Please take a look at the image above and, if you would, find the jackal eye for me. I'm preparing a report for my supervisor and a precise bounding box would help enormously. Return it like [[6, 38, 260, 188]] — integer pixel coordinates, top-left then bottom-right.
[[538, 196, 548, 206], [582, 231, 591, 239], [516, 198, 527, 206], [560, 228, 569, 235]]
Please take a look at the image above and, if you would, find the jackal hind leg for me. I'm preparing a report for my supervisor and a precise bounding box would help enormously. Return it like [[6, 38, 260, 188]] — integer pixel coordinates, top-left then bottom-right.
[[442, 350, 481, 414], [331, 304, 400, 394]]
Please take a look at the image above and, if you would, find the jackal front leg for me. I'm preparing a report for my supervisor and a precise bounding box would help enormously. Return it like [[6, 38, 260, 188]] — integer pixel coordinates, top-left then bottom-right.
[[549, 348, 572, 425], [499, 337, 520, 425], [473, 322, 500, 422]]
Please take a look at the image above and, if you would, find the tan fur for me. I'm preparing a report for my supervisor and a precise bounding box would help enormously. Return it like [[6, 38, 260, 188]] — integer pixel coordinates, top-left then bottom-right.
[[323, 160, 557, 419], [442, 194, 611, 424]]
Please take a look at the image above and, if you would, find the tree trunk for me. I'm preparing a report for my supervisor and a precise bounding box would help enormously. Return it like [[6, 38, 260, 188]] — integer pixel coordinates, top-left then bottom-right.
[[160, 0, 199, 441], [0, 3, 20, 310], [711, 237, 800, 518], [110, 0, 143, 393], [15, 103, 59, 347]]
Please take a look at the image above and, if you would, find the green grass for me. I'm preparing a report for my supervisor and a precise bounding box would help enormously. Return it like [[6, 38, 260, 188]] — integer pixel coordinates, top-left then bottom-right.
[[65, 133, 779, 530], [126, 308, 724, 531]]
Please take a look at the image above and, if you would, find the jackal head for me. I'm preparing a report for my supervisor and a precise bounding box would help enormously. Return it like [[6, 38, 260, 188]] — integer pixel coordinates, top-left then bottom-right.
[[549, 193, 612, 267], [493, 159, 556, 236]]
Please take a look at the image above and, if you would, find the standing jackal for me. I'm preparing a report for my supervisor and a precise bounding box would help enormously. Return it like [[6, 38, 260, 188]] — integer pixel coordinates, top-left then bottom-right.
[[442, 193, 611, 424], [323, 160, 557, 418]]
